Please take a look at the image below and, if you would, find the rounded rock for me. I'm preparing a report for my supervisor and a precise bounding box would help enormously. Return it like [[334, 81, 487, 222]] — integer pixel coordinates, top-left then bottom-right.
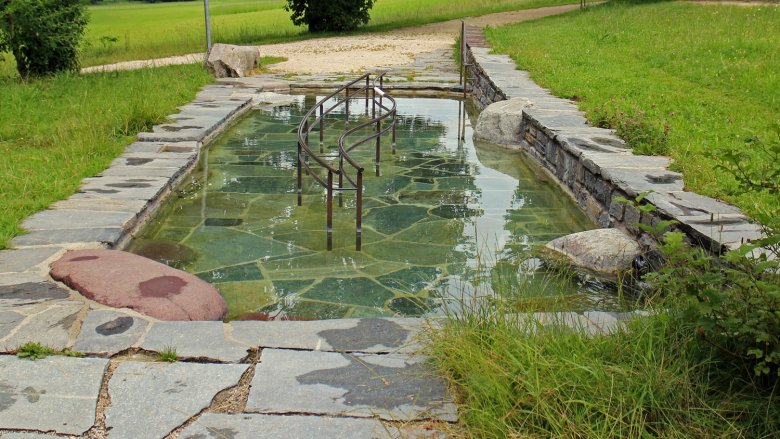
[[50, 249, 227, 321]]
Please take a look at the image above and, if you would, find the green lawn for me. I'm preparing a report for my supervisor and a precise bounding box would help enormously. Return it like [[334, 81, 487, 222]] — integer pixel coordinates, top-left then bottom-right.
[[0, 65, 213, 249], [486, 1, 780, 219], [77, 0, 572, 69]]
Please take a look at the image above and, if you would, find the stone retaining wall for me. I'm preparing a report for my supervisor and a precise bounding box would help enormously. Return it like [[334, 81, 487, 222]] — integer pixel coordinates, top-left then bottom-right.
[[465, 44, 763, 252]]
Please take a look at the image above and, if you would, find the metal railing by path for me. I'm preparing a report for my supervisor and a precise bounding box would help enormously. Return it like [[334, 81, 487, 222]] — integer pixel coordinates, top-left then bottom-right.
[[296, 72, 397, 251]]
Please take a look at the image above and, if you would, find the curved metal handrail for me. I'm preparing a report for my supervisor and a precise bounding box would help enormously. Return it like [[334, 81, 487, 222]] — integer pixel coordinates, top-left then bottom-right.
[[296, 72, 397, 251]]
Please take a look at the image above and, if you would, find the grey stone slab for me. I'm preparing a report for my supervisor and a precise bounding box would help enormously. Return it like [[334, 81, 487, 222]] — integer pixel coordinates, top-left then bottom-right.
[[78, 176, 168, 201], [0, 312, 25, 338], [123, 141, 166, 153], [0, 432, 60, 438], [689, 221, 765, 247], [0, 248, 61, 274], [11, 228, 123, 247], [0, 282, 70, 308], [21, 209, 136, 231], [582, 153, 671, 176], [105, 361, 248, 439], [0, 356, 108, 435], [1, 305, 82, 352], [0, 273, 48, 287], [600, 167, 684, 197], [50, 197, 148, 213], [110, 156, 192, 169], [178, 413, 392, 439], [647, 191, 743, 218], [100, 165, 183, 178], [73, 310, 149, 356], [231, 318, 422, 354], [142, 321, 248, 362], [247, 349, 457, 422]]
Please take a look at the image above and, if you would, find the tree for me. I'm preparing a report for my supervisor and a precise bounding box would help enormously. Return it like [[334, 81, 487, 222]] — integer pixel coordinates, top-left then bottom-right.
[[0, 0, 88, 77], [284, 0, 376, 33]]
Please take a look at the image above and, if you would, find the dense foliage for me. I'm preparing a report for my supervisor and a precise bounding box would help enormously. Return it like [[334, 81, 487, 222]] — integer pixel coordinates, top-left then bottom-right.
[[284, 0, 376, 32], [0, 0, 88, 77]]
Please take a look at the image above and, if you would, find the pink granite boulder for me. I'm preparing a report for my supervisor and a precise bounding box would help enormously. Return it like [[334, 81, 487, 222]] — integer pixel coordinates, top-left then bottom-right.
[[50, 249, 227, 321]]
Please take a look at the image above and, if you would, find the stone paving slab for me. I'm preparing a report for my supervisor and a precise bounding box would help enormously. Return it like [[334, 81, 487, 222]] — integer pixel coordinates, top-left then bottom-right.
[[0, 304, 83, 352], [21, 210, 136, 232], [0, 248, 62, 275], [0, 432, 60, 438], [142, 321, 248, 362], [247, 349, 457, 422], [0, 283, 70, 308], [105, 361, 248, 439], [0, 356, 108, 435], [11, 228, 123, 248], [49, 197, 148, 213], [230, 318, 422, 354], [77, 176, 169, 201], [178, 413, 389, 439], [0, 273, 48, 287], [73, 309, 150, 356]]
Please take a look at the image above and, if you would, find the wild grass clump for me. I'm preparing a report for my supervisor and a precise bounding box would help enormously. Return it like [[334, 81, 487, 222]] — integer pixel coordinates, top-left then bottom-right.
[[0, 64, 213, 248], [427, 304, 780, 437]]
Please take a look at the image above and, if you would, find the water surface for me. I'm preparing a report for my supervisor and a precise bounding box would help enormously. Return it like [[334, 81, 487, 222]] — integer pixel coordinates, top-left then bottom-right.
[[130, 96, 622, 320]]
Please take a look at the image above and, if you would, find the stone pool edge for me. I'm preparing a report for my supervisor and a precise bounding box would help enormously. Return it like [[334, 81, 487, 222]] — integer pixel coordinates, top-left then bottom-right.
[[465, 42, 764, 253]]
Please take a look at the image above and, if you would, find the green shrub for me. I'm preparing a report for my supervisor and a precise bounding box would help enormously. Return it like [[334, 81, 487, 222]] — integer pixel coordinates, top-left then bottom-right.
[[652, 231, 780, 380], [650, 129, 780, 381], [0, 0, 88, 77], [284, 0, 376, 32]]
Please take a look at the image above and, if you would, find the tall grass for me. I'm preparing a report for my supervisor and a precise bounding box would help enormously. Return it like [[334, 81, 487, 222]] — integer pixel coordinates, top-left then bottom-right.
[[53, 0, 574, 69], [427, 301, 780, 437], [0, 64, 213, 249], [486, 1, 780, 219]]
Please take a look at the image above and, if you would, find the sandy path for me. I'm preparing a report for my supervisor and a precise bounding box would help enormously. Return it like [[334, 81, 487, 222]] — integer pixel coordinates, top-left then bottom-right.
[[82, 4, 581, 75]]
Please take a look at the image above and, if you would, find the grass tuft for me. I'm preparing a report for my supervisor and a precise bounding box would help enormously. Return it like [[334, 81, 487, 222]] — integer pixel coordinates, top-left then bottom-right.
[[156, 346, 179, 362]]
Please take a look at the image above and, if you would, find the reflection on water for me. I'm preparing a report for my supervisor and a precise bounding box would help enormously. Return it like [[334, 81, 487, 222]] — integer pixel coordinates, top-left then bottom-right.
[[130, 96, 631, 320]]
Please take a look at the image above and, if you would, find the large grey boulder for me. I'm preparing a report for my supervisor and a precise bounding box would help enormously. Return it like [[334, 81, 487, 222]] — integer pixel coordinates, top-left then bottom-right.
[[544, 228, 641, 276], [206, 43, 260, 78], [473, 97, 533, 146]]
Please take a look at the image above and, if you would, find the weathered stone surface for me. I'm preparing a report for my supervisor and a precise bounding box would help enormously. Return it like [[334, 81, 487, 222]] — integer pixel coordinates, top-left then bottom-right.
[[78, 176, 168, 201], [0, 311, 25, 339], [21, 210, 135, 231], [0, 356, 108, 435], [231, 318, 422, 354], [1, 305, 82, 352], [473, 97, 533, 146], [544, 228, 641, 275], [105, 361, 248, 439], [206, 43, 260, 78], [0, 282, 70, 308], [178, 413, 387, 439], [247, 349, 457, 421], [0, 432, 60, 438], [142, 321, 247, 362], [0, 248, 61, 274], [11, 228, 123, 248], [50, 249, 227, 321], [0, 273, 48, 287], [73, 310, 149, 356]]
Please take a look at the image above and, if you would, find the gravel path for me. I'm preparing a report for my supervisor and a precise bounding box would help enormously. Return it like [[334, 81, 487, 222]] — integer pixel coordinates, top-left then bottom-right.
[[81, 4, 581, 75]]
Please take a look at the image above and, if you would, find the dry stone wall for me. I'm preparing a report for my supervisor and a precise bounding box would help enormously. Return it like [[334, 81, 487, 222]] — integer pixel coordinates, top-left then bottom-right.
[[466, 44, 763, 252]]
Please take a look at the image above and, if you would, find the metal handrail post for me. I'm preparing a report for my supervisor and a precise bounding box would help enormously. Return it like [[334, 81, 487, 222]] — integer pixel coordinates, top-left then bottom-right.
[[356, 170, 363, 251], [319, 104, 324, 153], [327, 171, 333, 251], [297, 141, 303, 206], [365, 77, 369, 113]]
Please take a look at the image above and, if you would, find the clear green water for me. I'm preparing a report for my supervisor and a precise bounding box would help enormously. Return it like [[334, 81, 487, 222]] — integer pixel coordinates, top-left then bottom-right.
[[129, 96, 623, 321]]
